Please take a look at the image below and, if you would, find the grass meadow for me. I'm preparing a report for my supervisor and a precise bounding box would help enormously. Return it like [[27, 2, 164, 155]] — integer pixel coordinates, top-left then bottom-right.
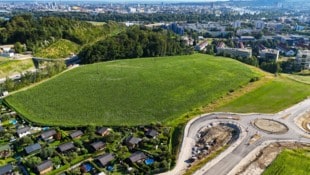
[[34, 39, 80, 59], [216, 76, 310, 113], [263, 149, 310, 175], [5, 54, 260, 126], [0, 58, 35, 78]]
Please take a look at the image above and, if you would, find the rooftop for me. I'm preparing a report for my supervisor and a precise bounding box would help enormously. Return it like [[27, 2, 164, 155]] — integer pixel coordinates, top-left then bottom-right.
[[128, 151, 147, 163], [16, 126, 30, 135], [126, 136, 142, 145], [41, 129, 56, 140], [0, 164, 13, 174], [90, 141, 105, 151], [25, 143, 41, 154], [146, 129, 158, 137], [58, 142, 75, 153], [96, 127, 108, 135], [36, 160, 53, 172], [261, 49, 279, 54], [70, 130, 83, 139], [96, 153, 115, 167]]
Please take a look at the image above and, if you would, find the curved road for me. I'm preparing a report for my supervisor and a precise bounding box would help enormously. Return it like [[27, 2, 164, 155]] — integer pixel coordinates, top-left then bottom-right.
[[160, 98, 310, 175]]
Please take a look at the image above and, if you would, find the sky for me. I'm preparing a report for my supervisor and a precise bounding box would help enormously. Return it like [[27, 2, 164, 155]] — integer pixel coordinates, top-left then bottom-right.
[[93, 0, 228, 1]]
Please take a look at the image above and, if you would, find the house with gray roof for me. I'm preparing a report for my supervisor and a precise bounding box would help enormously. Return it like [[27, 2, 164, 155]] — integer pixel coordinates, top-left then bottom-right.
[[40, 129, 56, 141], [0, 164, 13, 175], [146, 129, 158, 138], [90, 141, 105, 152], [16, 126, 31, 138], [125, 136, 142, 149], [69, 130, 83, 139], [25, 143, 41, 155], [128, 151, 147, 164], [57, 142, 75, 153], [96, 127, 109, 136], [36, 160, 53, 175], [96, 153, 115, 167]]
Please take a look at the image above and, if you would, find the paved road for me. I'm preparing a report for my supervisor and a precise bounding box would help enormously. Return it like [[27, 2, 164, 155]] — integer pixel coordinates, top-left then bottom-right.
[[160, 98, 310, 175]]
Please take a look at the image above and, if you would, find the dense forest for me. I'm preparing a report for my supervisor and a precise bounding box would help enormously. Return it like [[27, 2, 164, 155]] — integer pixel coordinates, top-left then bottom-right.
[[79, 26, 193, 63], [0, 14, 123, 53]]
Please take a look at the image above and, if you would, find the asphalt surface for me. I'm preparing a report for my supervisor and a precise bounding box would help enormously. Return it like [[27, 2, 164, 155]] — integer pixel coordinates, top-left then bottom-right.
[[160, 98, 310, 175]]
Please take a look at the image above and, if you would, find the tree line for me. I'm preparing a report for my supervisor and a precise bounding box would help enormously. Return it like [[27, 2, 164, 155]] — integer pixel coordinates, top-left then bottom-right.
[[1, 10, 288, 24], [78, 26, 194, 64]]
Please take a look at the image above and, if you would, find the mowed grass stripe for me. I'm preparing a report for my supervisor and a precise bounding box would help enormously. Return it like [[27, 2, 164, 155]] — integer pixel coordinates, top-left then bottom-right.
[[5, 54, 259, 126]]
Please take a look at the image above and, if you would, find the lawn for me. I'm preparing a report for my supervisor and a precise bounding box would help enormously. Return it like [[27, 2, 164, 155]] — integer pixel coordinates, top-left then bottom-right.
[[0, 58, 35, 78], [216, 76, 310, 113], [263, 149, 310, 175], [34, 39, 80, 59], [4, 54, 260, 126], [284, 73, 310, 84]]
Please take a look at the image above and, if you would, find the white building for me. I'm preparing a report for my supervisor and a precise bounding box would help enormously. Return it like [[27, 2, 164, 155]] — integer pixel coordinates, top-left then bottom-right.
[[255, 20, 265, 30], [0, 45, 15, 58], [233, 20, 241, 28], [16, 126, 31, 138], [217, 43, 252, 59], [296, 50, 310, 69]]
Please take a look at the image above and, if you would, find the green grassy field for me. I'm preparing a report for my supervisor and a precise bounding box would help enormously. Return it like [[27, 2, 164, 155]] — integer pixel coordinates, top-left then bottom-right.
[[34, 39, 80, 59], [284, 74, 310, 84], [0, 58, 35, 78], [263, 149, 310, 175], [216, 76, 310, 113], [5, 54, 260, 126]]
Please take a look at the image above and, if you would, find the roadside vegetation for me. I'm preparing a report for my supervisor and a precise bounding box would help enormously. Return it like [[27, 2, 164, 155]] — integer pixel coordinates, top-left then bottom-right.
[[34, 39, 80, 59], [0, 15, 124, 59], [4, 54, 260, 126], [263, 149, 310, 175], [216, 76, 310, 113], [0, 58, 34, 78]]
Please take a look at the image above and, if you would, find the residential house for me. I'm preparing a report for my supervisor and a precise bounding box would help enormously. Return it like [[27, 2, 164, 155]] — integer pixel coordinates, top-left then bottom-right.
[[296, 50, 310, 69], [25, 143, 41, 155], [259, 49, 280, 62], [195, 41, 208, 51], [36, 160, 53, 175], [69, 130, 83, 139], [0, 145, 11, 158], [96, 127, 109, 136], [128, 151, 147, 164], [96, 153, 115, 167], [125, 136, 142, 149], [0, 164, 13, 175], [41, 129, 56, 141], [90, 141, 105, 152], [16, 126, 31, 138], [145, 129, 158, 138], [57, 142, 75, 153]]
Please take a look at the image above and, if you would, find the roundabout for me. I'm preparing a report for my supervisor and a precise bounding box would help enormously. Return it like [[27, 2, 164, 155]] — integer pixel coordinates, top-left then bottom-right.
[[253, 118, 288, 134], [160, 98, 310, 175]]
